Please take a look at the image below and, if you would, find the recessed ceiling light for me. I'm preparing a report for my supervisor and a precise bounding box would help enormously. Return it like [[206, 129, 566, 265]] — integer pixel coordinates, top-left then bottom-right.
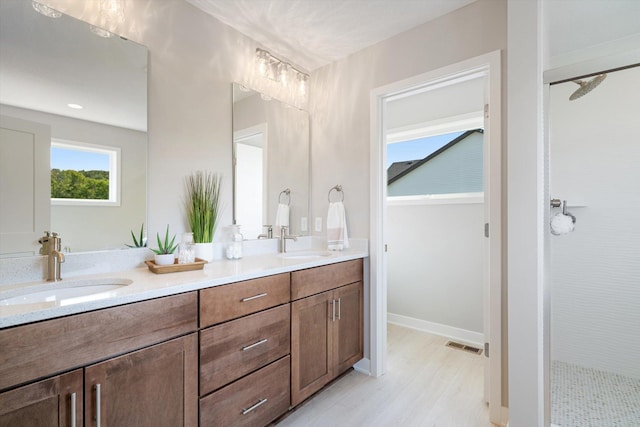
[[67, 103, 84, 109]]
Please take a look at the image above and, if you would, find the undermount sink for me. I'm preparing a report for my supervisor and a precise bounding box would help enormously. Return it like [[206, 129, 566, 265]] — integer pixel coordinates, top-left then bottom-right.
[[279, 250, 333, 260], [0, 278, 133, 307]]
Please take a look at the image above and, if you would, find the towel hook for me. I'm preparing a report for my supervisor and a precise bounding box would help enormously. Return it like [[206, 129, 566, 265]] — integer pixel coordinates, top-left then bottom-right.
[[279, 188, 291, 206], [328, 185, 344, 202]]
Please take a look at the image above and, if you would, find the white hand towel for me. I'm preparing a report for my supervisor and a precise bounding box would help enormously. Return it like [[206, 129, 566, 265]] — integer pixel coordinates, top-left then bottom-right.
[[274, 203, 290, 231], [327, 201, 349, 250]]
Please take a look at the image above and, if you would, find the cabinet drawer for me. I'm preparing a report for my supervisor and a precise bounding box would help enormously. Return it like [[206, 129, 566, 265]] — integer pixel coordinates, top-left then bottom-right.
[[199, 273, 290, 327], [200, 304, 290, 395], [291, 259, 363, 300], [200, 356, 290, 427], [0, 292, 197, 392]]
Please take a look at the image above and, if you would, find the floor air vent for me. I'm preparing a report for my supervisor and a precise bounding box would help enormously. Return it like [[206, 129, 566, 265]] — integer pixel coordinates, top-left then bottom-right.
[[446, 341, 483, 355]]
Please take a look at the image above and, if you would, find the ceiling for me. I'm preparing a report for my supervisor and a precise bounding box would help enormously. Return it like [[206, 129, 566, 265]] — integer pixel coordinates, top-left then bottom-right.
[[185, 0, 476, 71]]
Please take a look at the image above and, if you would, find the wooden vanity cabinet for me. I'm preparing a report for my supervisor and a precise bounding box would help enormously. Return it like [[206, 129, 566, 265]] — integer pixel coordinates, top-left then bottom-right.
[[199, 273, 292, 427], [0, 369, 83, 427], [85, 333, 198, 427], [0, 292, 198, 427], [290, 260, 363, 406]]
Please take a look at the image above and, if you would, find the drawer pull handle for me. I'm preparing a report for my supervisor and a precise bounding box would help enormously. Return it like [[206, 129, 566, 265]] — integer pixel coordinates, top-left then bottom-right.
[[332, 299, 336, 322], [95, 384, 101, 427], [241, 292, 267, 302], [70, 392, 76, 427], [242, 398, 268, 415], [338, 297, 341, 320], [242, 338, 268, 351]]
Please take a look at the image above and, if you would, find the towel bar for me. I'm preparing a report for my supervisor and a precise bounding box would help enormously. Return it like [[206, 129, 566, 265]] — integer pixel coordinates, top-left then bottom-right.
[[279, 189, 291, 206], [328, 185, 344, 202]]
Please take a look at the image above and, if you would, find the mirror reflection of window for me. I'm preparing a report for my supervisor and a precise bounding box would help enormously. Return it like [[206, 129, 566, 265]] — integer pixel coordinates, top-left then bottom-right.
[[51, 140, 120, 206]]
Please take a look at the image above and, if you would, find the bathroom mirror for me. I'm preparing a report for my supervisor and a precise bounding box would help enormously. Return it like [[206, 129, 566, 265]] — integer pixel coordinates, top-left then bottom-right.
[[0, 1, 147, 256], [232, 83, 310, 240]]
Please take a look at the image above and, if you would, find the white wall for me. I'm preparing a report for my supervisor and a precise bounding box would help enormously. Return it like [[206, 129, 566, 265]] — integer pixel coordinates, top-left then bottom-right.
[[549, 66, 640, 379], [309, 0, 506, 239], [0, 105, 146, 252], [387, 201, 484, 336]]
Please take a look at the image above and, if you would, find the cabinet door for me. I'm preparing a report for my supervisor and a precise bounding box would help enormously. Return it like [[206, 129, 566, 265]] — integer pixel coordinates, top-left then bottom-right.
[[85, 334, 198, 427], [0, 369, 82, 427], [334, 281, 364, 375], [291, 291, 333, 406]]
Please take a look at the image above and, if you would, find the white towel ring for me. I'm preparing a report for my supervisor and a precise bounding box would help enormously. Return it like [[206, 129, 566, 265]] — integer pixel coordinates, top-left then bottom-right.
[[279, 188, 291, 206], [328, 185, 344, 202]]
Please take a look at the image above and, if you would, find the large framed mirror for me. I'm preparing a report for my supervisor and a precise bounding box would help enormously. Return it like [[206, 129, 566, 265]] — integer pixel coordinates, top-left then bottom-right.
[[0, 0, 147, 257], [232, 84, 310, 240]]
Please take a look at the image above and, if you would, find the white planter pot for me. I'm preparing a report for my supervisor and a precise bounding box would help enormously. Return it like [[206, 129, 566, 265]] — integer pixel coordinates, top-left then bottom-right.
[[154, 253, 175, 266], [194, 242, 214, 262]]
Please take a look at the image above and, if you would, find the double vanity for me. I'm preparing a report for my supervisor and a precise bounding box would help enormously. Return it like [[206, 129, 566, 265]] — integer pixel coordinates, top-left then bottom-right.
[[0, 246, 367, 426]]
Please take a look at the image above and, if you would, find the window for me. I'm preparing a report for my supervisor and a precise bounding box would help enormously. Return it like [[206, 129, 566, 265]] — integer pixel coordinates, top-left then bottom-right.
[[387, 126, 484, 204], [51, 140, 120, 206]]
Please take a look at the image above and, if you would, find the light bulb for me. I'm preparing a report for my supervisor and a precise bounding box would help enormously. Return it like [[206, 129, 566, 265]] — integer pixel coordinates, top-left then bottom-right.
[[278, 63, 290, 86], [298, 74, 309, 96]]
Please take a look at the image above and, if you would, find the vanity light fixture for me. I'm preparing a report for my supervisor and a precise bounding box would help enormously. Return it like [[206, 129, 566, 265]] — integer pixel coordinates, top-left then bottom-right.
[[255, 48, 309, 96], [89, 25, 113, 38], [32, 1, 62, 18]]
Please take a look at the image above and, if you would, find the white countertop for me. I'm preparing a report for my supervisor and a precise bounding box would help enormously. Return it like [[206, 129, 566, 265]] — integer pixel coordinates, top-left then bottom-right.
[[0, 247, 368, 329]]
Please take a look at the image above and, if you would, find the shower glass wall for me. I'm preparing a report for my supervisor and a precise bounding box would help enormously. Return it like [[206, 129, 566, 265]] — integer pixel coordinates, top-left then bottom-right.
[[549, 65, 640, 427]]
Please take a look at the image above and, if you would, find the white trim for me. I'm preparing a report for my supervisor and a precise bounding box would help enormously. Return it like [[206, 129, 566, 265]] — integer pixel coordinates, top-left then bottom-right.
[[370, 49, 502, 424], [388, 313, 484, 348], [387, 192, 483, 206], [386, 111, 484, 144], [353, 358, 371, 376], [50, 139, 121, 207]]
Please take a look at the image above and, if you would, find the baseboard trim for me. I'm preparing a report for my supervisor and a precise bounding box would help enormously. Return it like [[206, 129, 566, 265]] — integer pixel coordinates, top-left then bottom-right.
[[387, 313, 484, 348], [353, 358, 371, 376]]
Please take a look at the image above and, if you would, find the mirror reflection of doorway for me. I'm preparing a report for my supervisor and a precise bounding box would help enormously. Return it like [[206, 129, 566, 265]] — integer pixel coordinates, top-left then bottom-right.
[[549, 65, 640, 426], [234, 125, 267, 239]]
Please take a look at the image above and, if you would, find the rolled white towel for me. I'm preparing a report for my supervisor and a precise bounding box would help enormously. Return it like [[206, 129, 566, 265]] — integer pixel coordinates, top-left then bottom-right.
[[550, 213, 575, 235]]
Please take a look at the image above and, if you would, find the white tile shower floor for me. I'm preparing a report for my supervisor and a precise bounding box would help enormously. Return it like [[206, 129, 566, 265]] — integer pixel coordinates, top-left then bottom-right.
[[551, 360, 640, 426]]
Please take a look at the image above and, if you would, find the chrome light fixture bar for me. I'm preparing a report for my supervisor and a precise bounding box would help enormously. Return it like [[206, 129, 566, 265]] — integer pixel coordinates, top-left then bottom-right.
[[255, 48, 309, 96]]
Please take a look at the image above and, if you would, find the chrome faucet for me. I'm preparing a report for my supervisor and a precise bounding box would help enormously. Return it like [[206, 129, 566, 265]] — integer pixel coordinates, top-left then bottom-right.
[[279, 226, 297, 253], [257, 225, 273, 239], [38, 231, 65, 281]]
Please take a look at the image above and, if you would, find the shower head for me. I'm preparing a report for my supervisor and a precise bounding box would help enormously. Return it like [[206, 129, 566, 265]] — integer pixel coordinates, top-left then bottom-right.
[[569, 74, 607, 100]]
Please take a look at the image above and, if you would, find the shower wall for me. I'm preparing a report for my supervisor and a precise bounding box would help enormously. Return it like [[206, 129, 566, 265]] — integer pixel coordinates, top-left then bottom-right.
[[550, 66, 640, 379]]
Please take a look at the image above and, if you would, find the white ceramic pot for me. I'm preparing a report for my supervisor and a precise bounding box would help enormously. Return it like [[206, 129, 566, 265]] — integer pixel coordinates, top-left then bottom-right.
[[193, 242, 214, 262], [154, 253, 175, 266]]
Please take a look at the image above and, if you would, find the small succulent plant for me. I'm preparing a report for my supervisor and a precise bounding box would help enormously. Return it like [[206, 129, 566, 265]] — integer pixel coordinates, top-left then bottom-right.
[[127, 223, 147, 248], [151, 225, 178, 255]]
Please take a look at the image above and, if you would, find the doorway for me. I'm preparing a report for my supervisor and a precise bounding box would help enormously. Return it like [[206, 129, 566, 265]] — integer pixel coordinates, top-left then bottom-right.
[[548, 65, 640, 426], [369, 50, 503, 425]]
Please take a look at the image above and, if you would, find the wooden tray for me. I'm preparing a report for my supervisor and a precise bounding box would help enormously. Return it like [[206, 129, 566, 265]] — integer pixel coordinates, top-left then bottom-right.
[[145, 258, 207, 274]]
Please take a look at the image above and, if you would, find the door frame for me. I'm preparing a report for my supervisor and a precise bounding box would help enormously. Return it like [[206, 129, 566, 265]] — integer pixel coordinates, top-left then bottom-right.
[[369, 50, 503, 424]]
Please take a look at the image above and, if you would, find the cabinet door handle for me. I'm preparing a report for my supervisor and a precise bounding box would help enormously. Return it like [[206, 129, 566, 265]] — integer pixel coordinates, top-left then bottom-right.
[[332, 299, 336, 322], [337, 297, 341, 320], [242, 338, 268, 351], [70, 392, 76, 427], [242, 398, 268, 415], [94, 384, 101, 427], [241, 292, 267, 302]]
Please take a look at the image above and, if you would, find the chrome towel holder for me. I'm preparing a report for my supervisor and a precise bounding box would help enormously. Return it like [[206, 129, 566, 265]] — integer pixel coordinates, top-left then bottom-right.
[[328, 185, 344, 202], [279, 188, 291, 206]]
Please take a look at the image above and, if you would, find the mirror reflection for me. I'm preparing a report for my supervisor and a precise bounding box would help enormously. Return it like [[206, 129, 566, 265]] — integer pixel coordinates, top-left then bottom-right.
[[0, 0, 147, 257], [232, 83, 310, 240]]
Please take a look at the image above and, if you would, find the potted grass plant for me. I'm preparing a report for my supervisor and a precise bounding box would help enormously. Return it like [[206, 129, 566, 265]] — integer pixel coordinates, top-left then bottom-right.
[[185, 171, 222, 261], [151, 225, 178, 265]]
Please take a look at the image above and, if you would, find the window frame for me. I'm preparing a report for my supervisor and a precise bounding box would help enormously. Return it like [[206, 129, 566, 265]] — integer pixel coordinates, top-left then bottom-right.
[[51, 139, 121, 206]]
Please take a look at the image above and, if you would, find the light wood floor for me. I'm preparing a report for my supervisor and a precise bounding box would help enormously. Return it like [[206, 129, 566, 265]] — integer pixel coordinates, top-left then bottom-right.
[[277, 323, 493, 427]]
